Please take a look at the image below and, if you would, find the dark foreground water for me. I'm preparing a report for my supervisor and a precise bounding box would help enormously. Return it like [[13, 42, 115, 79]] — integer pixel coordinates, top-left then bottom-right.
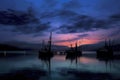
[[0, 51, 120, 80]]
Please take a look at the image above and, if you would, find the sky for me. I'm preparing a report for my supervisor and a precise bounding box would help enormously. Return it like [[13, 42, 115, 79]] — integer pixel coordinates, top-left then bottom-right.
[[0, 0, 120, 47]]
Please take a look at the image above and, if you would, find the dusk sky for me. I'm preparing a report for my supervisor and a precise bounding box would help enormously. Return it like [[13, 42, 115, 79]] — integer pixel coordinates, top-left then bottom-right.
[[0, 0, 120, 47]]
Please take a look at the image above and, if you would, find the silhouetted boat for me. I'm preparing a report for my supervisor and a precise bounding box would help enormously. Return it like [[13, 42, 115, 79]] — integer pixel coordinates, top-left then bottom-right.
[[38, 32, 54, 61], [66, 42, 82, 62], [38, 32, 53, 74], [96, 40, 113, 60]]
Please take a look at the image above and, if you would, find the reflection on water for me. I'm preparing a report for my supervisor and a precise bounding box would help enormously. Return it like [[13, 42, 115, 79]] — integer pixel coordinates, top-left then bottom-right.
[[52, 55, 66, 61], [79, 57, 98, 64], [0, 52, 120, 80]]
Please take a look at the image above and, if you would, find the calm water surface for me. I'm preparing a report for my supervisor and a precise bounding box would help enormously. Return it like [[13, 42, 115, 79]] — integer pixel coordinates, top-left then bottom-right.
[[0, 51, 120, 80]]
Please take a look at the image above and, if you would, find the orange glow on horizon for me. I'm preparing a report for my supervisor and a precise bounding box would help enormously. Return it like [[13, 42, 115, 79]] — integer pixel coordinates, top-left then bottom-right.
[[53, 31, 103, 47], [54, 38, 99, 47]]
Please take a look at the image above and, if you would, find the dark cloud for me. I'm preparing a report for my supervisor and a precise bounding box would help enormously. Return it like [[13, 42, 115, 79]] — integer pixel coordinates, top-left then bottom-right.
[[1, 8, 118, 35], [0, 9, 38, 25], [57, 15, 107, 33], [57, 13, 120, 34], [93, 20, 107, 29], [11, 22, 51, 34], [0, 9, 51, 34], [109, 14, 120, 21]]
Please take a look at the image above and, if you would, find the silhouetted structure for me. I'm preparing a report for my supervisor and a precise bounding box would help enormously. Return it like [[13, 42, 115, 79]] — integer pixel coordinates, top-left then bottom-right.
[[66, 42, 82, 63], [39, 32, 53, 57], [96, 39, 113, 60], [38, 32, 53, 74]]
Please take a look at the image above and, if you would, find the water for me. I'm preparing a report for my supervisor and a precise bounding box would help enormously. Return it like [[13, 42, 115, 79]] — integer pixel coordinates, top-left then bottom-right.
[[0, 51, 120, 80]]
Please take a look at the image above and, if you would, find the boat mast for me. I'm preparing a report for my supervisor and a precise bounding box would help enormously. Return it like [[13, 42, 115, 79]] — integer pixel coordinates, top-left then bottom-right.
[[48, 32, 52, 74], [75, 41, 78, 52], [75, 41, 78, 64], [48, 32, 52, 52]]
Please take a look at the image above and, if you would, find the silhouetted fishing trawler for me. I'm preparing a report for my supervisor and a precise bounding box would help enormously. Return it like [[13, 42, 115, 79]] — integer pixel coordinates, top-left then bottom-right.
[[38, 32, 53, 61], [66, 41, 82, 62], [96, 40, 113, 60]]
